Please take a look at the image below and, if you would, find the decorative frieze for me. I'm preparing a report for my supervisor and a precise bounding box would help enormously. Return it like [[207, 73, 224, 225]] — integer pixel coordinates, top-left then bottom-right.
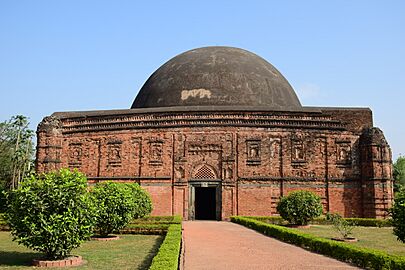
[[60, 111, 345, 134]]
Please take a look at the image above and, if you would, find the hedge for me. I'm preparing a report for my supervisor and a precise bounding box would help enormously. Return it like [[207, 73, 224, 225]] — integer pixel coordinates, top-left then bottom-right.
[[231, 216, 405, 270], [121, 215, 182, 235], [120, 224, 169, 235], [149, 224, 182, 270], [344, 218, 392, 228], [131, 215, 182, 225], [0, 215, 183, 233], [246, 216, 392, 227]]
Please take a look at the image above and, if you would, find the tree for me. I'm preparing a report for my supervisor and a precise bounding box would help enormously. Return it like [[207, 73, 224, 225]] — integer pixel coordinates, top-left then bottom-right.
[[0, 183, 6, 213], [276, 190, 323, 226], [5, 169, 96, 260], [327, 213, 356, 239], [391, 189, 405, 243], [126, 183, 153, 219], [91, 182, 136, 237], [0, 115, 35, 189], [393, 156, 405, 192]]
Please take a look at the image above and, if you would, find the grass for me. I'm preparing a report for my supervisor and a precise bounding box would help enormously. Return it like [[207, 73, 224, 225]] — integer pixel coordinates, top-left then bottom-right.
[[0, 232, 163, 270], [295, 225, 405, 257]]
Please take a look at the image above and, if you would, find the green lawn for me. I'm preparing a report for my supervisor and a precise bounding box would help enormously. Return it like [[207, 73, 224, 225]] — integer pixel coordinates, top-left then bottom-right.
[[296, 225, 405, 257], [0, 232, 163, 270]]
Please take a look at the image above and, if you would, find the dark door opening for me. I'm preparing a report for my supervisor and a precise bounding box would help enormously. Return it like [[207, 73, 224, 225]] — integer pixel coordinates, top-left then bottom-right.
[[195, 187, 216, 220]]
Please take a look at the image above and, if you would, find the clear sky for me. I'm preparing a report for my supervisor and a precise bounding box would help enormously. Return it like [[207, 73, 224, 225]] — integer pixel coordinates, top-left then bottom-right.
[[0, 1, 404, 159]]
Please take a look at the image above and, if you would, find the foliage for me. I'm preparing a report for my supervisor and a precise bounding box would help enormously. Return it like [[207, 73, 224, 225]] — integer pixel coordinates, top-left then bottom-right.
[[91, 182, 137, 237], [343, 218, 391, 228], [0, 184, 6, 213], [5, 169, 96, 260], [125, 183, 153, 219], [276, 190, 323, 225], [122, 224, 169, 235], [390, 189, 405, 243], [393, 156, 405, 192], [0, 115, 35, 189], [327, 213, 356, 238], [231, 216, 405, 270], [247, 216, 392, 227], [131, 215, 182, 224], [149, 224, 182, 270], [123, 215, 182, 235]]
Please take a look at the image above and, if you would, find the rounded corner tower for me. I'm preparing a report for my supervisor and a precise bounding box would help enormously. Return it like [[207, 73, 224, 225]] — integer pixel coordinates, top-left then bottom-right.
[[131, 46, 302, 110]]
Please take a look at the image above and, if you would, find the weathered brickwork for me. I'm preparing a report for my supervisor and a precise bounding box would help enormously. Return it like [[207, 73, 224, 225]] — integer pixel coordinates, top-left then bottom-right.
[[36, 107, 393, 220]]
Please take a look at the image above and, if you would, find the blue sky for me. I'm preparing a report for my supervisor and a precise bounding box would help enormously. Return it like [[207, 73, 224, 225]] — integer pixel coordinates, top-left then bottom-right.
[[0, 1, 404, 159]]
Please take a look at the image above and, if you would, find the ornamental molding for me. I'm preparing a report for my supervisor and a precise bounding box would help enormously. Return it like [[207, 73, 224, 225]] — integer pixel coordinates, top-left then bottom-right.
[[57, 112, 346, 133]]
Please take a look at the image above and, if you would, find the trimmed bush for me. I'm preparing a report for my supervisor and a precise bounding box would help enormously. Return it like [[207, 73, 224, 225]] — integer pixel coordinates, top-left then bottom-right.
[[121, 224, 169, 235], [231, 216, 405, 270], [276, 190, 323, 225], [245, 216, 392, 227], [131, 215, 182, 225], [91, 182, 136, 237], [125, 183, 152, 219], [5, 169, 96, 259], [248, 216, 391, 227], [343, 218, 391, 228], [391, 189, 405, 243], [149, 224, 182, 270], [123, 215, 182, 235]]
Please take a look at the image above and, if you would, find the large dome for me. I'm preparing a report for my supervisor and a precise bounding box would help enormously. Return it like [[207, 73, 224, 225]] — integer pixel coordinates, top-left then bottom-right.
[[131, 46, 302, 109]]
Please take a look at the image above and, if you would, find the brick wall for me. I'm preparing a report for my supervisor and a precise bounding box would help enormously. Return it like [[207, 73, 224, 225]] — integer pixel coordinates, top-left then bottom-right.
[[36, 108, 393, 220]]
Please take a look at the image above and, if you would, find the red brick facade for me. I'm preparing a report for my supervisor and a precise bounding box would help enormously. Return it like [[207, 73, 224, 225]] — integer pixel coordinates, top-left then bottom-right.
[[36, 107, 393, 220]]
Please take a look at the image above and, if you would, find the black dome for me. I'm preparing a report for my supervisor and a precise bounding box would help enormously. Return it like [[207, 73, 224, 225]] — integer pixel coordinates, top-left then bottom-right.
[[131, 46, 302, 109]]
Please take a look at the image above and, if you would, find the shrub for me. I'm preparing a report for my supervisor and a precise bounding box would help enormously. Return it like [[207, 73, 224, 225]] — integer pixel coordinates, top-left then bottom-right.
[[343, 218, 391, 228], [125, 183, 152, 219], [5, 169, 96, 260], [276, 190, 323, 225], [246, 216, 392, 227], [149, 224, 182, 270], [123, 215, 182, 235], [391, 189, 405, 243], [231, 216, 405, 270], [327, 213, 356, 238], [131, 215, 182, 225], [91, 182, 136, 237]]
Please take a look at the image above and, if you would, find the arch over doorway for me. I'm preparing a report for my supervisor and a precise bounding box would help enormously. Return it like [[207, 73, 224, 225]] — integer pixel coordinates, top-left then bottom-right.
[[191, 164, 218, 180]]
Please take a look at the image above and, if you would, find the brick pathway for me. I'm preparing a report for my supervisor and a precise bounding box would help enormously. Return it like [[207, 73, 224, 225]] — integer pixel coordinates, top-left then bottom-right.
[[182, 221, 360, 270]]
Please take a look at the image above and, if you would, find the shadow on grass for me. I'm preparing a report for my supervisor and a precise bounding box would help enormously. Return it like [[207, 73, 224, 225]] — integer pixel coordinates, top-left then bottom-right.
[[137, 236, 164, 270], [0, 251, 42, 266]]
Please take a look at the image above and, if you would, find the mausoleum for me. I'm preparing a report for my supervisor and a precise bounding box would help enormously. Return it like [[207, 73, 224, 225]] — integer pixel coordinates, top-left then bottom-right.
[[36, 46, 393, 220]]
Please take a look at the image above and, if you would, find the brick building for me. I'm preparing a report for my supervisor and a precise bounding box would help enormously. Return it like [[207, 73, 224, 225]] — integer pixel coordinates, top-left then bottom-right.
[[36, 46, 393, 220]]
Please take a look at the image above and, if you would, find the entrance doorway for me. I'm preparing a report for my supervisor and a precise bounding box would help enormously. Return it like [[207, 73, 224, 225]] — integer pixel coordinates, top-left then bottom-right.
[[195, 187, 216, 220], [189, 181, 221, 220]]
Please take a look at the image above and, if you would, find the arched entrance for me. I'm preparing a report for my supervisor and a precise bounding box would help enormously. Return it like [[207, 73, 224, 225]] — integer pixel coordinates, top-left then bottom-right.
[[189, 164, 222, 220]]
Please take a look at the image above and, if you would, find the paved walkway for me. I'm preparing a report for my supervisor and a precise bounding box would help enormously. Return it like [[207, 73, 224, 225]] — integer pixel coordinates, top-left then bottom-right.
[[182, 221, 360, 270]]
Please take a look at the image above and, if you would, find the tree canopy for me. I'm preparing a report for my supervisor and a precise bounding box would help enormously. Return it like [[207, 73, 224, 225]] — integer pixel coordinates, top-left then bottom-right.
[[0, 115, 35, 189], [393, 156, 405, 192], [5, 169, 96, 259]]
